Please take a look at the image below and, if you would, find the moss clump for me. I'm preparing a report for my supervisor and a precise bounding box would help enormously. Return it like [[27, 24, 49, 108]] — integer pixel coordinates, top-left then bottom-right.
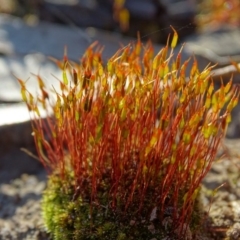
[[20, 29, 239, 239], [42, 170, 203, 240]]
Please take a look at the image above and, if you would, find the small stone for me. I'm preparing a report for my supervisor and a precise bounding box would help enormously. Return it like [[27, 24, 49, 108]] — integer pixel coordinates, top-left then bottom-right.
[[129, 220, 135, 226], [148, 224, 155, 234], [174, 223, 192, 240], [150, 206, 157, 221], [125, 0, 157, 20], [162, 217, 173, 231], [226, 223, 240, 240]]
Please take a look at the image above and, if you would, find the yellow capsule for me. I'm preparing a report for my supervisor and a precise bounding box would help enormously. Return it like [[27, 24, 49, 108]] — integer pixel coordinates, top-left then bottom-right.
[[170, 26, 178, 48], [63, 69, 68, 85]]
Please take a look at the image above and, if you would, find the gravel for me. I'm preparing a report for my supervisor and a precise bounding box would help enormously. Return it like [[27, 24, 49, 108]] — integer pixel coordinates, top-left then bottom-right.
[[0, 170, 49, 240]]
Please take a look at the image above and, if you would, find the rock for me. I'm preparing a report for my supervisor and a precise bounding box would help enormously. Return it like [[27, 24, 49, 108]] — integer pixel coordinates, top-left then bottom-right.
[[184, 27, 240, 86], [41, 0, 114, 29], [227, 222, 240, 240], [0, 107, 33, 144], [0, 14, 139, 61], [40, 0, 196, 43], [157, 0, 197, 41], [185, 27, 240, 67], [125, 0, 157, 20], [226, 105, 240, 139], [0, 14, 155, 103], [0, 53, 61, 102], [0, 146, 44, 183]]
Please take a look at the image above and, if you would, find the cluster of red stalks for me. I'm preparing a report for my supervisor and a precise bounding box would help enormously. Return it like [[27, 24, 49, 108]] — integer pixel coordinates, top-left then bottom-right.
[[19, 30, 239, 235]]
